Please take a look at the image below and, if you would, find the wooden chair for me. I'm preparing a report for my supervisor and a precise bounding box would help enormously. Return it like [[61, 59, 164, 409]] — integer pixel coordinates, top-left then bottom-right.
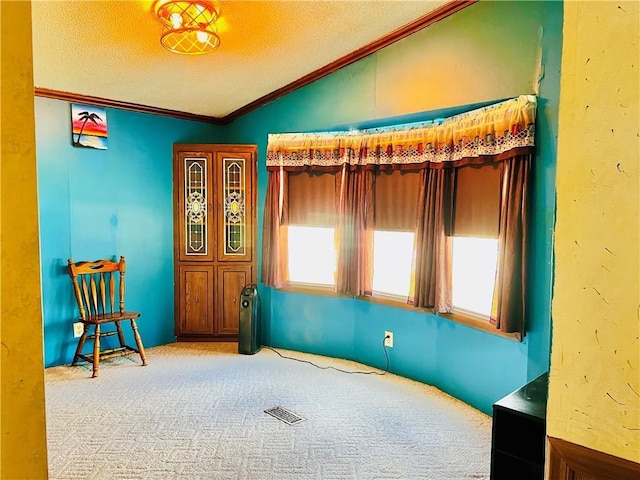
[[68, 256, 147, 377]]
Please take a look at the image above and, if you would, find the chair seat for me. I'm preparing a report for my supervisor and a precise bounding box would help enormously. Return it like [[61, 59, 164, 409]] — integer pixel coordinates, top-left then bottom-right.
[[80, 311, 141, 324]]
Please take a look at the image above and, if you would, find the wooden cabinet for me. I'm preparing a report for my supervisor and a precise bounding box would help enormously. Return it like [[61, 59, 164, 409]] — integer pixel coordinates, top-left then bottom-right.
[[173, 144, 256, 341], [490, 373, 548, 480]]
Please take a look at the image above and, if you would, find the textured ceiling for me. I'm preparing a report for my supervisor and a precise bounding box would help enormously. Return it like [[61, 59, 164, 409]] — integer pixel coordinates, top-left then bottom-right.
[[31, 1, 450, 119]]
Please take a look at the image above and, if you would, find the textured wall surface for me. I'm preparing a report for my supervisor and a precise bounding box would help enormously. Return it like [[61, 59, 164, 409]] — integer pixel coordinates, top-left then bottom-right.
[[549, 0, 640, 462], [0, 1, 49, 477], [226, 0, 563, 415]]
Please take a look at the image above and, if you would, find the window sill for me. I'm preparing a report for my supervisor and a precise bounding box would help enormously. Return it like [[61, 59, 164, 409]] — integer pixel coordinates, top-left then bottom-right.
[[276, 283, 349, 299], [273, 286, 522, 342], [438, 310, 522, 342], [357, 295, 522, 342], [356, 294, 434, 314]]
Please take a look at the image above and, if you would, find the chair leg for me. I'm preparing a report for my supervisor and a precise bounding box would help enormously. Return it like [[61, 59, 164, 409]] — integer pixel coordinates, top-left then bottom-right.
[[72, 323, 88, 366], [115, 321, 126, 348], [130, 319, 147, 366], [92, 324, 101, 378]]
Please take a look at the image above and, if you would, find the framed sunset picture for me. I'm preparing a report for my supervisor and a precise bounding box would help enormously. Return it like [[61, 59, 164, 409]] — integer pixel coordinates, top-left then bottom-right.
[[71, 104, 108, 150]]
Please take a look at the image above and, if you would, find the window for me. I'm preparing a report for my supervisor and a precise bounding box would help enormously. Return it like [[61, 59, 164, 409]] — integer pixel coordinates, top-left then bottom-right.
[[288, 226, 335, 286], [372, 230, 414, 297], [449, 163, 501, 318], [287, 171, 337, 286], [371, 170, 419, 299], [451, 236, 498, 317]]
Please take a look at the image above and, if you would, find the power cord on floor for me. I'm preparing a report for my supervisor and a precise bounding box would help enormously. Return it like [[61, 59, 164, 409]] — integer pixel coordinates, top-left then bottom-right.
[[265, 335, 390, 376]]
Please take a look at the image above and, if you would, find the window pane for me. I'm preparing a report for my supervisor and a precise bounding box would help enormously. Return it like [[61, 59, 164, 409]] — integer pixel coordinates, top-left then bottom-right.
[[452, 237, 498, 317], [372, 230, 414, 297], [288, 226, 335, 285]]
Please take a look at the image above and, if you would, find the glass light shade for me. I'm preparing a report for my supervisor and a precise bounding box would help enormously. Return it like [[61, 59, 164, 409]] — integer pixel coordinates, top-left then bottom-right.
[[154, 1, 220, 54]]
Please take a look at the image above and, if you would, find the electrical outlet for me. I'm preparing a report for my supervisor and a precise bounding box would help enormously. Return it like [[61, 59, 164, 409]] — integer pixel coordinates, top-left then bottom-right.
[[73, 322, 84, 338], [384, 331, 393, 348]]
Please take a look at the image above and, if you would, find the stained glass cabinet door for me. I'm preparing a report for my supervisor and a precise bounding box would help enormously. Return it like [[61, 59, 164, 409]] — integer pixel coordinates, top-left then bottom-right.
[[216, 151, 254, 263], [175, 151, 215, 263]]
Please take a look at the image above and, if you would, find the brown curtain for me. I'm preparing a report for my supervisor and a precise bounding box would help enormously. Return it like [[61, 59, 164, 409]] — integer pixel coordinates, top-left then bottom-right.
[[335, 165, 374, 296], [410, 167, 454, 311], [490, 154, 531, 335], [261, 168, 289, 288]]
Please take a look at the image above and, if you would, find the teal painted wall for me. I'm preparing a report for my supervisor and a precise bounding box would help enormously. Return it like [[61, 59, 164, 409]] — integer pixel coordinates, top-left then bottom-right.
[[225, 1, 562, 414], [35, 1, 562, 415], [35, 97, 224, 367]]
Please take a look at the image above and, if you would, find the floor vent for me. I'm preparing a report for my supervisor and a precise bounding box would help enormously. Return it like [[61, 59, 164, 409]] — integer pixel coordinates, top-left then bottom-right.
[[264, 406, 305, 425]]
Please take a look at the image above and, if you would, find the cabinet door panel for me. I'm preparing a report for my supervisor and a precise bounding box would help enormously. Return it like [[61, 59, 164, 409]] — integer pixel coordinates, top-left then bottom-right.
[[177, 265, 215, 336], [174, 151, 215, 262], [216, 264, 252, 335], [216, 151, 254, 262]]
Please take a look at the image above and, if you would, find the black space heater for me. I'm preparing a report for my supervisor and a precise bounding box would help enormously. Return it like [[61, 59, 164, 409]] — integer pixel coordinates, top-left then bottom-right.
[[238, 284, 261, 355]]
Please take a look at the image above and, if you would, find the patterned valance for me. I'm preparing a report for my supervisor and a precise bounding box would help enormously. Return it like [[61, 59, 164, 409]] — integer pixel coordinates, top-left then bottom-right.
[[266, 95, 536, 171]]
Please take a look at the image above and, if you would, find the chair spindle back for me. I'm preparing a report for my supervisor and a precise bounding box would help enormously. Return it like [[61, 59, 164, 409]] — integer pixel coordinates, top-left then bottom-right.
[[68, 256, 128, 320]]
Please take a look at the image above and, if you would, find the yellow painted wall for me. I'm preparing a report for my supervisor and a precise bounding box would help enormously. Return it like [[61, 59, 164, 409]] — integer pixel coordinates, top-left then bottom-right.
[[0, 1, 49, 478], [374, 1, 543, 118], [548, 0, 639, 463]]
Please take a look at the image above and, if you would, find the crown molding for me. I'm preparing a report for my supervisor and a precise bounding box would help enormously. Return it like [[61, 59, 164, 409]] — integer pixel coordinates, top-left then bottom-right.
[[34, 87, 225, 125]]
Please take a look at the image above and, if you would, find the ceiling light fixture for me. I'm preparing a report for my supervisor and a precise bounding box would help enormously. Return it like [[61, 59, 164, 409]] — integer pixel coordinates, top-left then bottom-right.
[[154, 0, 220, 55]]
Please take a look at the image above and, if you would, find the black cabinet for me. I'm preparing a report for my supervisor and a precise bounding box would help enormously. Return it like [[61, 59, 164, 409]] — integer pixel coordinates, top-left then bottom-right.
[[490, 373, 548, 480]]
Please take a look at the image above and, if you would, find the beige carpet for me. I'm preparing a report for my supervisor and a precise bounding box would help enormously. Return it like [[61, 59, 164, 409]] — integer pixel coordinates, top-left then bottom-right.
[[45, 343, 491, 479]]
